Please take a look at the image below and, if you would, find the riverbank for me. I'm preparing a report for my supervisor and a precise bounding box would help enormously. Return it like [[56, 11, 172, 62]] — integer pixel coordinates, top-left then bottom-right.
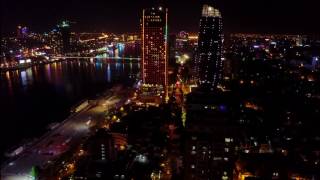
[[1, 84, 132, 179], [0, 59, 139, 163]]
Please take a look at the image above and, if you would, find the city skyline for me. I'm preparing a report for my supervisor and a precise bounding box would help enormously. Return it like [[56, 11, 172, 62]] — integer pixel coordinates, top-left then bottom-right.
[[1, 0, 320, 35], [1, 1, 320, 179]]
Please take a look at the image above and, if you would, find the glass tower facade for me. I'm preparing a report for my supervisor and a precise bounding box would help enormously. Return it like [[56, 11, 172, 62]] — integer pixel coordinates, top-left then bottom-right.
[[197, 5, 223, 91]]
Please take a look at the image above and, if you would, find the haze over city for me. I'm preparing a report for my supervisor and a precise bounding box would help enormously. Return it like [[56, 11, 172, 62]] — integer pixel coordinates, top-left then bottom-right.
[[1, 0, 320, 34]]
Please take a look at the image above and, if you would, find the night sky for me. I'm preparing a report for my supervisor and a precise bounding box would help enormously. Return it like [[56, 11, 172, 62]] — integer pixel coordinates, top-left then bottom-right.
[[1, 0, 320, 35]]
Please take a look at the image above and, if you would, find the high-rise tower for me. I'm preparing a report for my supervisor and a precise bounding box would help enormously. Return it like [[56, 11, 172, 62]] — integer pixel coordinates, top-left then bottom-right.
[[141, 6, 168, 99], [197, 5, 223, 91], [57, 20, 71, 54]]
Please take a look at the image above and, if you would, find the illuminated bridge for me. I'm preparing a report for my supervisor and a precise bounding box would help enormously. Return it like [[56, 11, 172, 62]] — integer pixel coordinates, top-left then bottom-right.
[[51, 56, 141, 60]]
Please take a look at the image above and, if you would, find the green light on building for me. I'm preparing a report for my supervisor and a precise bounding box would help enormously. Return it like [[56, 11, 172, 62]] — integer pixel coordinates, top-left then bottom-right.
[[58, 20, 70, 28], [30, 166, 37, 180]]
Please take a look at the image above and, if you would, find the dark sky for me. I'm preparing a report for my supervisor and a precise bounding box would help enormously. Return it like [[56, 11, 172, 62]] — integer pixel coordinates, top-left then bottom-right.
[[1, 0, 320, 35]]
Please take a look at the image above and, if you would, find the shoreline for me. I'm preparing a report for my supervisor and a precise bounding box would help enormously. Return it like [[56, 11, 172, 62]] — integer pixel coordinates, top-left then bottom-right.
[[0, 57, 140, 72], [1, 83, 133, 179]]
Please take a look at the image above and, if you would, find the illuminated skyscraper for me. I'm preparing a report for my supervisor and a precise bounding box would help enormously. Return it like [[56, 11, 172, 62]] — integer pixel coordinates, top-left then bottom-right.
[[197, 5, 223, 91], [141, 6, 168, 98], [57, 20, 71, 54]]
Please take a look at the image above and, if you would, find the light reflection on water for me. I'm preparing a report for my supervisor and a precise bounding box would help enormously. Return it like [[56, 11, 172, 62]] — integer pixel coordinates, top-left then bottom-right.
[[0, 58, 139, 153], [1, 58, 139, 96], [45, 64, 52, 83], [107, 63, 111, 83], [20, 71, 27, 87]]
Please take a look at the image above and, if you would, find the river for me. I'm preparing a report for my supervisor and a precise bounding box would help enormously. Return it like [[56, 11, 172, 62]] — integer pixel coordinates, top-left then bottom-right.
[[0, 58, 139, 158]]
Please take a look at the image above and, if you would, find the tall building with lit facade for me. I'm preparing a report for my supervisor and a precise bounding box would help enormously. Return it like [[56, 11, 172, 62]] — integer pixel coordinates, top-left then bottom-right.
[[196, 5, 223, 91], [57, 21, 71, 54], [141, 7, 168, 99]]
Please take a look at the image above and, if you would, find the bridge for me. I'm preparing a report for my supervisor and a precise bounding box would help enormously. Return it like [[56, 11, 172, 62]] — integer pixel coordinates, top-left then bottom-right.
[[51, 56, 141, 60]]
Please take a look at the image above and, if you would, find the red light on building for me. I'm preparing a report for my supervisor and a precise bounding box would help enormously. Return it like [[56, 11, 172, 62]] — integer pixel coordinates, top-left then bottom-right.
[[141, 7, 168, 99]]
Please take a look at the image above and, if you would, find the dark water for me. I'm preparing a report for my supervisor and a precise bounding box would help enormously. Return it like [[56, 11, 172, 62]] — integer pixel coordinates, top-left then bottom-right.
[[0, 59, 139, 156]]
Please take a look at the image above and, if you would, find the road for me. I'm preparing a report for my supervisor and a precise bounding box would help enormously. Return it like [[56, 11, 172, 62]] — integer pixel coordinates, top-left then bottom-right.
[[1, 85, 131, 180]]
